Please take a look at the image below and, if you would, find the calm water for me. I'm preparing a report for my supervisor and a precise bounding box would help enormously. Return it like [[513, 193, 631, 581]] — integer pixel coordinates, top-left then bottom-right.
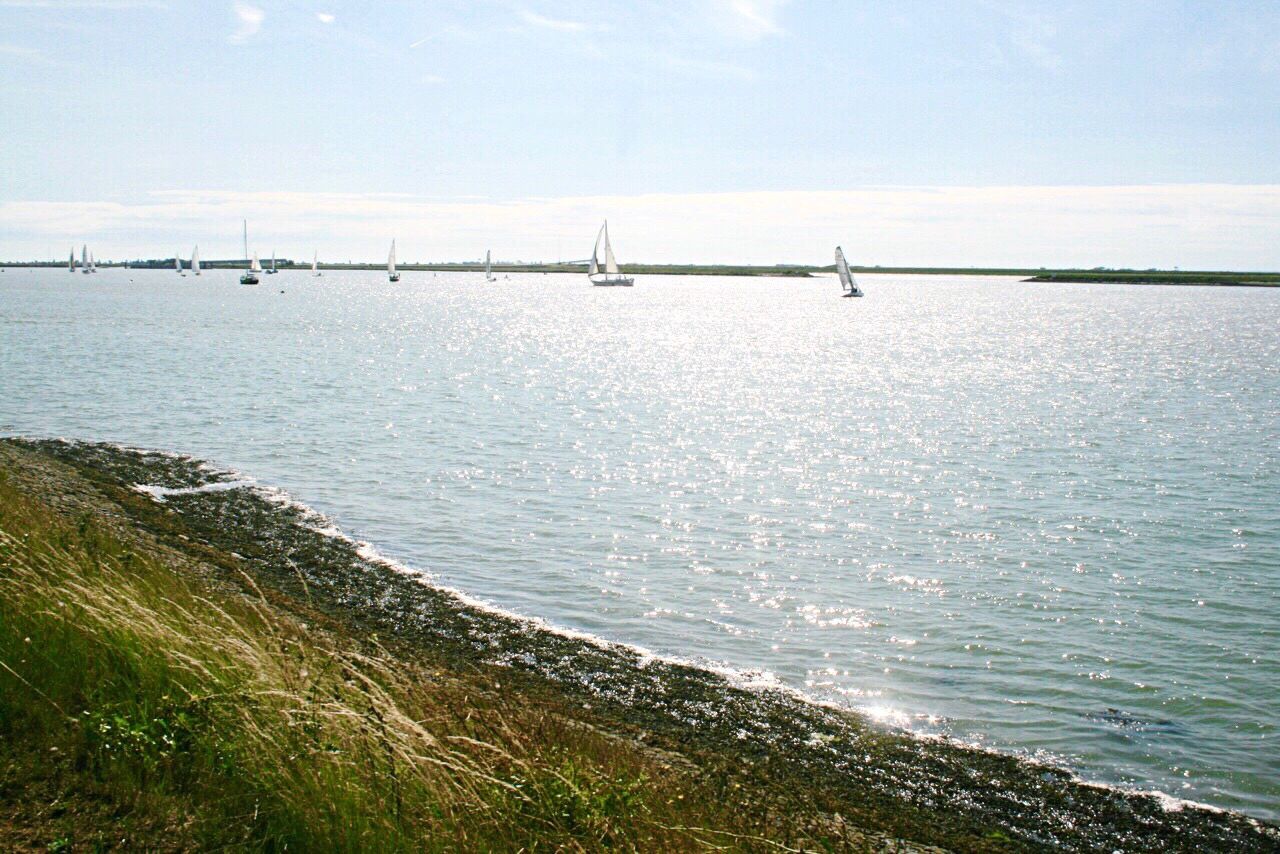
[[2, 268, 1277, 818]]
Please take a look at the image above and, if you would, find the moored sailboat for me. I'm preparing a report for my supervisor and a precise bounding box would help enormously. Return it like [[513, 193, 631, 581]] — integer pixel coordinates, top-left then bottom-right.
[[388, 240, 400, 282], [240, 220, 260, 285], [588, 221, 633, 287], [834, 246, 863, 298]]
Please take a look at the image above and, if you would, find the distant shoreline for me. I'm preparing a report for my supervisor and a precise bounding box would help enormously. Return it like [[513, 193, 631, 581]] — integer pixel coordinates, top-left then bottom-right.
[[6, 261, 1279, 285]]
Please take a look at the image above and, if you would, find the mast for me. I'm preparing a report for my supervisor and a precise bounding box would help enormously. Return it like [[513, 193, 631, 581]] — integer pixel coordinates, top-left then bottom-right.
[[243, 220, 249, 267]]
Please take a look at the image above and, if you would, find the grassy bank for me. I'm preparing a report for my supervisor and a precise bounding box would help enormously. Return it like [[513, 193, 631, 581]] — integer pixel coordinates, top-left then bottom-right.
[[0, 446, 901, 851], [1, 439, 1277, 852]]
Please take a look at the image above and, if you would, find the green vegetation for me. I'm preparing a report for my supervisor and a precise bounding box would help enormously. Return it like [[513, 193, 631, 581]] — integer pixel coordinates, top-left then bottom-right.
[[0, 446, 907, 851]]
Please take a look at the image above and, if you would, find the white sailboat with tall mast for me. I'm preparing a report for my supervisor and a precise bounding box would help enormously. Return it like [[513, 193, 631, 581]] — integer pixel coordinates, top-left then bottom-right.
[[80, 245, 91, 274], [176, 251, 185, 277], [88, 251, 96, 273], [588, 220, 633, 287], [266, 250, 278, 275], [312, 251, 321, 277], [192, 246, 201, 276], [68, 248, 76, 272], [388, 240, 400, 282], [240, 220, 259, 285], [484, 249, 496, 282], [834, 246, 863, 298]]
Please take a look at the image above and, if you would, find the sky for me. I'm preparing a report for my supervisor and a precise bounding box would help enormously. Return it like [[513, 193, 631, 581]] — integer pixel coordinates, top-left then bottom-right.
[[1, 0, 1278, 267]]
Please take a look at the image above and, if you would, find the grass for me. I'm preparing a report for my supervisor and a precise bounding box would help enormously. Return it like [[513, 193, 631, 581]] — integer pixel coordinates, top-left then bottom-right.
[[0, 464, 861, 851]]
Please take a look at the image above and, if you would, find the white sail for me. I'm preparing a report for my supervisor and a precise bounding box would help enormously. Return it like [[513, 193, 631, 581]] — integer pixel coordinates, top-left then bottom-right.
[[250, 252, 262, 272], [485, 249, 492, 279], [270, 252, 277, 272], [312, 251, 318, 275], [175, 253, 183, 273], [388, 240, 397, 275], [81, 245, 88, 268], [88, 251, 96, 272], [69, 248, 75, 271], [603, 222, 619, 274], [589, 223, 604, 276], [834, 246, 862, 296], [192, 246, 201, 275]]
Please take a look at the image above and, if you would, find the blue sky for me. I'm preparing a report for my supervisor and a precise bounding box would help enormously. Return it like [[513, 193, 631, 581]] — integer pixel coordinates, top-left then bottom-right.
[[1, 1, 1278, 266]]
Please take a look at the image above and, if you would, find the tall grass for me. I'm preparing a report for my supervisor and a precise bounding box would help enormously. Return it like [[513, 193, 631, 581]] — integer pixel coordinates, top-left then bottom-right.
[[0, 474, 814, 851]]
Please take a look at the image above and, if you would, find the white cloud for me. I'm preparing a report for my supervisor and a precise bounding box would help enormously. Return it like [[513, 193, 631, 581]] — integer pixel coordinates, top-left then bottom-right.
[[316, 11, 334, 24], [713, 0, 787, 40], [518, 9, 588, 33], [228, 2, 263, 44], [3, 186, 1278, 271]]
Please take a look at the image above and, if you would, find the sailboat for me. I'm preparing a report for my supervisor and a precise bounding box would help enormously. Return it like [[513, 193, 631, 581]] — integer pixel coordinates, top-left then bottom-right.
[[388, 240, 400, 282], [176, 252, 185, 277], [80, 245, 91, 274], [312, 251, 321, 277], [588, 221, 633, 287], [192, 246, 201, 276], [485, 249, 496, 282], [240, 220, 260, 285], [266, 250, 278, 275], [834, 246, 863, 298], [68, 248, 76, 272]]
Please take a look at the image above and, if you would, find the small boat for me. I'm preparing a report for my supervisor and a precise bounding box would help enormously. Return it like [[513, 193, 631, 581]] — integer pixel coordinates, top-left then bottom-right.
[[312, 251, 321, 277], [266, 250, 278, 275], [388, 240, 400, 282], [80, 245, 91, 274], [485, 249, 496, 282], [88, 250, 97, 273], [175, 252, 185, 277], [835, 246, 863, 298], [588, 221, 633, 286], [192, 245, 201, 276], [240, 220, 260, 284], [68, 247, 76, 272]]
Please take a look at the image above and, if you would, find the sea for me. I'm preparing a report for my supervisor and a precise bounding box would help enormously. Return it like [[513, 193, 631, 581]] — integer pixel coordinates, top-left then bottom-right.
[[2, 267, 1276, 819]]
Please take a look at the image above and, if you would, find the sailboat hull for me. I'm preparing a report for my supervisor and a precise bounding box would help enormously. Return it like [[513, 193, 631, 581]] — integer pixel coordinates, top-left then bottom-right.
[[842, 291, 863, 298], [590, 275, 634, 287], [389, 274, 400, 282], [240, 274, 260, 285]]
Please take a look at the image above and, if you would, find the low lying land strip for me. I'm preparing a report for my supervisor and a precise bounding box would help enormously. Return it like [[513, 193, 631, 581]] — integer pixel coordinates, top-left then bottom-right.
[[1, 438, 1276, 851], [9, 262, 1279, 284]]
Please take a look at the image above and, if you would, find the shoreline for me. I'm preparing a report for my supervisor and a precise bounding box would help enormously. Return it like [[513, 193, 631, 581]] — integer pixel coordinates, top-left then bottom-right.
[[6, 263, 1280, 286], [2, 436, 1277, 851]]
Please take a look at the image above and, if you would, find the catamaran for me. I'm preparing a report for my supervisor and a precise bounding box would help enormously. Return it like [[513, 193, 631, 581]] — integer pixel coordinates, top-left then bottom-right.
[[192, 246, 201, 276], [485, 249, 496, 282], [588, 221, 633, 287], [266, 251, 278, 275], [834, 246, 863, 298], [312, 251, 321, 277], [176, 252, 185, 277], [388, 240, 400, 282], [240, 220, 260, 285]]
